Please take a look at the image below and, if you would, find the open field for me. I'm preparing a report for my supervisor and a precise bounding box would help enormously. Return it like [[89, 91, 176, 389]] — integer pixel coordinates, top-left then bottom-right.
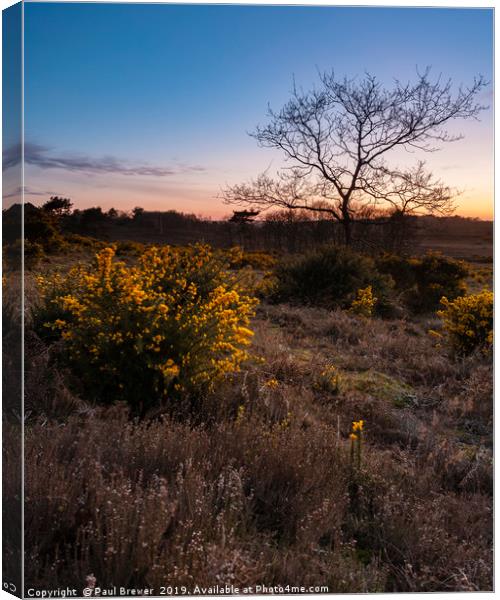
[[416, 222, 493, 261]]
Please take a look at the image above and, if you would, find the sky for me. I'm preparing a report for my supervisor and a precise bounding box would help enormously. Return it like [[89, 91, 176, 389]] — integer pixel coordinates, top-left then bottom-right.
[[5, 3, 494, 219]]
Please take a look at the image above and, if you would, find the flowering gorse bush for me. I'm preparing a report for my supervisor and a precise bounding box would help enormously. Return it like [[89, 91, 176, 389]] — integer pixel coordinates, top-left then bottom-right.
[[436, 291, 493, 355], [349, 286, 377, 317], [35, 245, 258, 413]]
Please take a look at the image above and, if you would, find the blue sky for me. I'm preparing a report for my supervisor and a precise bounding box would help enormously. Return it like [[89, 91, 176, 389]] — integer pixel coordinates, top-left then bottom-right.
[[14, 3, 494, 217]]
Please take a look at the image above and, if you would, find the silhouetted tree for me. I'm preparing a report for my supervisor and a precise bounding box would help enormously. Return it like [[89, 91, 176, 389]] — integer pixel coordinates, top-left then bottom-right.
[[222, 69, 487, 245], [79, 207, 106, 229], [229, 210, 260, 223], [3, 203, 64, 251], [132, 206, 145, 220], [42, 196, 73, 216]]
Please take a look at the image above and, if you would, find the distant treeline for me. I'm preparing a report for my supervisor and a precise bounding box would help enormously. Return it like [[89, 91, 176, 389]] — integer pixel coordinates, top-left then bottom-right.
[[2, 198, 493, 256]]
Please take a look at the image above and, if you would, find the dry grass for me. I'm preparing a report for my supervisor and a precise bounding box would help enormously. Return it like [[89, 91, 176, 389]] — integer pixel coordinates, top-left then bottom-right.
[[16, 300, 492, 593], [3, 251, 492, 594]]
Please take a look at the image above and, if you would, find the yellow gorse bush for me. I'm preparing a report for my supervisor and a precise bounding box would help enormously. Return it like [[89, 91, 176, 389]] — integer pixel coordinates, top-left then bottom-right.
[[436, 290, 493, 355], [349, 285, 377, 317], [35, 245, 258, 413]]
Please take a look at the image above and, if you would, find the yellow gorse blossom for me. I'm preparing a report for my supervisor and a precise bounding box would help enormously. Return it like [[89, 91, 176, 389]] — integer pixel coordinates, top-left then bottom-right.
[[316, 364, 342, 394], [437, 291, 493, 355], [349, 286, 377, 317], [235, 404, 246, 425], [36, 244, 258, 412], [264, 378, 279, 389], [350, 419, 365, 469]]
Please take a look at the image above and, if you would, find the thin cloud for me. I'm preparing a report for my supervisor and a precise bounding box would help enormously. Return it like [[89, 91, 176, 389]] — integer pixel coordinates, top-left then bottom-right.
[[3, 143, 206, 177], [3, 143, 22, 171], [2, 185, 58, 199]]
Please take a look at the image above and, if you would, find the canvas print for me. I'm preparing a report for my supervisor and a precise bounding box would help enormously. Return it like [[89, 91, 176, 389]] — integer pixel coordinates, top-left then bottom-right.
[[2, 2, 493, 596]]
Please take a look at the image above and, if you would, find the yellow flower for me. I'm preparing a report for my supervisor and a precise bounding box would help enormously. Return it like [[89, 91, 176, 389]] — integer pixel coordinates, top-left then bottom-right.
[[264, 378, 279, 389], [350, 286, 377, 317], [235, 404, 246, 425], [437, 291, 493, 355], [36, 244, 259, 411]]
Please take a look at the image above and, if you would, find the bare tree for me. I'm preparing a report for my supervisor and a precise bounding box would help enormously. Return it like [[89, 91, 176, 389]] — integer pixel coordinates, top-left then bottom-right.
[[222, 69, 487, 245]]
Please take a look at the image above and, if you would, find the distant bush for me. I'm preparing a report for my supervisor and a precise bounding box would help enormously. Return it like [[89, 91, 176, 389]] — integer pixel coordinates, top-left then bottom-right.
[[115, 240, 147, 256], [25, 241, 46, 267], [411, 253, 468, 312], [64, 233, 105, 250], [314, 363, 342, 394], [377, 252, 468, 313], [272, 245, 392, 312], [349, 285, 377, 317], [34, 245, 258, 414], [375, 253, 416, 291], [228, 248, 277, 271], [436, 291, 493, 355], [4, 239, 45, 270]]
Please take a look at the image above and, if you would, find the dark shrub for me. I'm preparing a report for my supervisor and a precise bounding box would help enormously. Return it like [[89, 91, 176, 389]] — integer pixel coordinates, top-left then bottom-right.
[[65, 233, 104, 249], [25, 206, 65, 252], [410, 252, 468, 312], [376, 252, 468, 313], [3, 203, 65, 256], [4, 240, 45, 270], [375, 253, 415, 291], [115, 240, 146, 256], [273, 245, 393, 311]]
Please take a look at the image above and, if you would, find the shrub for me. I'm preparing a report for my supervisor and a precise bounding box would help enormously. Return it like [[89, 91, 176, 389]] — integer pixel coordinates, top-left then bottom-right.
[[376, 252, 468, 313], [34, 245, 258, 413], [411, 253, 468, 312], [436, 291, 493, 355], [314, 364, 342, 394], [65, 233, 106, 250], [229, 248, 277, 271], [272, 245, 392, 311], [375, 253, 416, 291], [25, 205, 66, 252], [4, 239, 45, 270], [115, 240, 147, 256], [349, 286, 377, 317]]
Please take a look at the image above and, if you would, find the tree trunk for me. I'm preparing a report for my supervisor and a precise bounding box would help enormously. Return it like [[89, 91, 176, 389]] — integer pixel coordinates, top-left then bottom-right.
[[342, 216, 352, 246]]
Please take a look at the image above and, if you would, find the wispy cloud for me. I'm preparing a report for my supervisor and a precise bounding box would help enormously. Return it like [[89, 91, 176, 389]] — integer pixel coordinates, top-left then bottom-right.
[[3, 143, 21, 171], [3, 143, 206, 177], [2, 185, 59, 199]]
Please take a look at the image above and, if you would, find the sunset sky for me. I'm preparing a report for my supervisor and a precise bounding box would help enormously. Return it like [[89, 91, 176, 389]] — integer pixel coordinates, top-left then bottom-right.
[[6, 3, 494, 219]]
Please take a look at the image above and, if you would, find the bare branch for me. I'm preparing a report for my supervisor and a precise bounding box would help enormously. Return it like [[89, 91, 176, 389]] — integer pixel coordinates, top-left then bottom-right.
[[222, 68, 488, 244]]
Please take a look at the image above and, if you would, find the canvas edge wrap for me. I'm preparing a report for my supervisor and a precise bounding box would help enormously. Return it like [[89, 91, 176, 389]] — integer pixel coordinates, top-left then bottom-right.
[[3, 2, 24, 598]]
